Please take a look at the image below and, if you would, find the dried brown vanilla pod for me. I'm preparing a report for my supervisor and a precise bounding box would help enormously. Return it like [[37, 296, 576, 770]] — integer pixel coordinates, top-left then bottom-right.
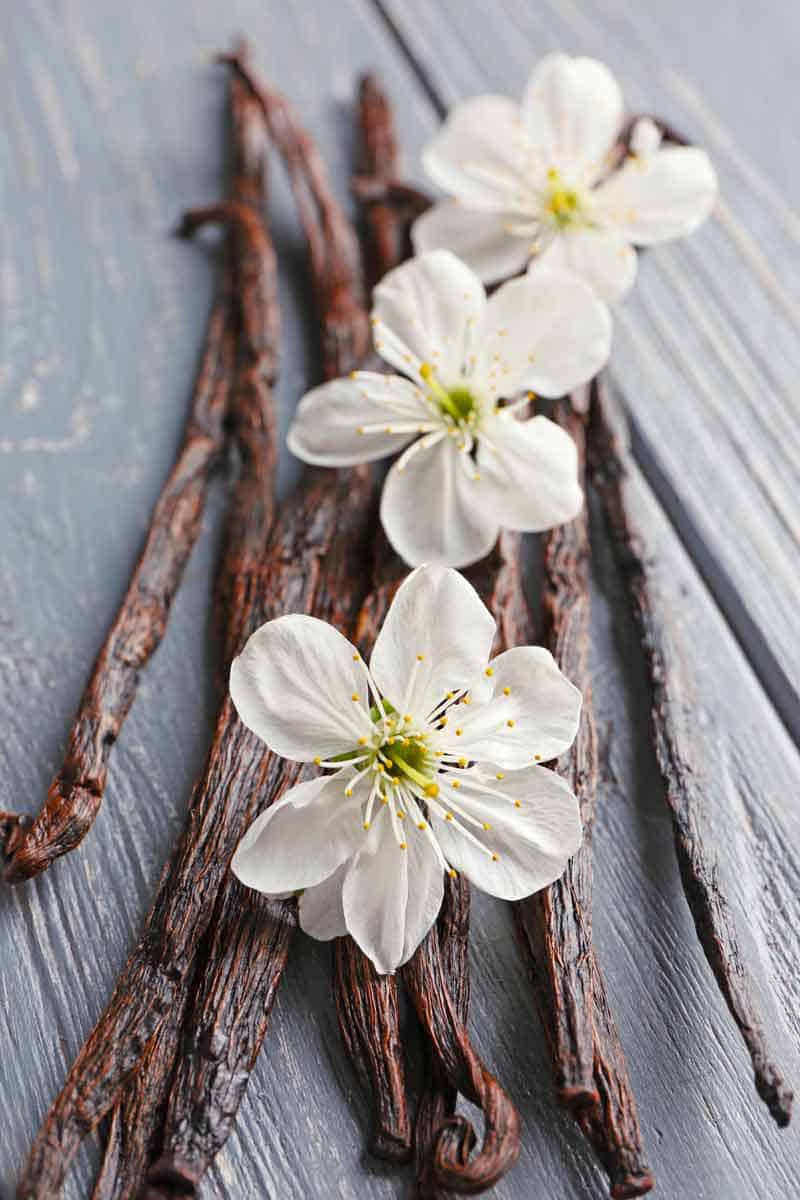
[[220, 51, 370, 380], [4, 261, 236, 885], [413, 872, 472, 1198], [588, 372, 793, 1129], [333, 937, 412, 1163], [91, 55, 274, 1200], [138, 60, 379, 1198], [513, 395, 653, 1197], [329, 72, 417, 1169], [332, 543, 413, 1167], [15, 70, 283, 1199], [403, 921, 521, 1195]]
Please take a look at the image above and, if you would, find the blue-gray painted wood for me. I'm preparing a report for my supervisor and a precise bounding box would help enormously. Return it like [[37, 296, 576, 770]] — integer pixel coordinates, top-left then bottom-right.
[[1, 3, 798, 1199]]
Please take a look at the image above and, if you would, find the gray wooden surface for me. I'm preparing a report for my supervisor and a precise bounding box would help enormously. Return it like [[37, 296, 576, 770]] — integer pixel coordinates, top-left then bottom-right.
[[1, 2, 798, 1198]]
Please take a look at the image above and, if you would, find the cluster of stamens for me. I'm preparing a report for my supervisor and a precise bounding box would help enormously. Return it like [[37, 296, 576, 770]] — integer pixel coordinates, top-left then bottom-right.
[[311, 655, 539, 873]]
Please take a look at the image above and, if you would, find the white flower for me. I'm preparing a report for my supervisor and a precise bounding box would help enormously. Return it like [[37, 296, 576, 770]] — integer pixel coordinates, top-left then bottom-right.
[[230, 565, 583, 975], [412, 53, 718, 303], [287, 250, 611, 568]]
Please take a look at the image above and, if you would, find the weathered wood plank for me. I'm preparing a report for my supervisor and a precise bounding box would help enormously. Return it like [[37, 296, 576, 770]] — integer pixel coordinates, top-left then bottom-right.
[[1, 2, 799, 1199], [377, 0, 800, 734]]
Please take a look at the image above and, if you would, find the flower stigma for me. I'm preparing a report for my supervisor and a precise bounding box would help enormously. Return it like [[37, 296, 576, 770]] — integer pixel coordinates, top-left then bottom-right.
[[420, 361, 478, 429], [543, 167, 585, 230]]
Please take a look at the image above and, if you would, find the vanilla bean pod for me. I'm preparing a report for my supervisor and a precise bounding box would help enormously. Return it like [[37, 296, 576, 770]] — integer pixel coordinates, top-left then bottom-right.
[[329, 72, 418, 1168], [221, 53, 370, 378], [137, 62, 379, 1198], [5, 219, 237, 888], [412, 873, 472, 1199], [16, 102, 282, 1198], [331, 547, 413, 1167], [91, 55, 271, 1200], [403, 919, 521, 1194], [509, 399, 652, 1197], [588, 373, 793, 1128], [397, 531, 531, 1199]]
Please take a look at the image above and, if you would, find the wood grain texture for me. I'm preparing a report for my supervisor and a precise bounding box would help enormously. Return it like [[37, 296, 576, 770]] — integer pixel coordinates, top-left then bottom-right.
[[1, 2, 799, 1199]]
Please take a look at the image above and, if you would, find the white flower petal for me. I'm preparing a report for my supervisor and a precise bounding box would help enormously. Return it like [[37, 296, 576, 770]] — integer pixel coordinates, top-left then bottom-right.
[[232, 772, 366, 894], [230, 614, 370, 761], [421, 95, 534, 211], [433, 763, 582, 900], [369, 564, 496, 723], [447, 645, 582, 768], [380, 435, 500, 570], [411, 202, 532, 286], [477, 413, 583, 532], [529, 228, 638, 304], [371, 251, 486, 388], [298, 860, 349, 941], [629, 117, 662, 160], [593, 146, 718, 245], [287, 374, 433, 466], [474, 271, 612, 398], [401, 820, 445, 964], [521, 53, 622, 178], [342, 816, 443, 974]]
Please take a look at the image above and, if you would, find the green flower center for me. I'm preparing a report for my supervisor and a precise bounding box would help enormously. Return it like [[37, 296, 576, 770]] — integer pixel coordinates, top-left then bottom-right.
[[420, 362, 478, 427], [544, 169, 584, 229]]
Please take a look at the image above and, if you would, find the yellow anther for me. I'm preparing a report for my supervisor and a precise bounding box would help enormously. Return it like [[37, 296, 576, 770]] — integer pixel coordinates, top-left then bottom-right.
[[417, 821, 426, 831], [425, 782, 440, 798], [313, 756, 321, 766], [503, 687, 511, 696], [462, 697, 471, 705], [384, 425, 393, 433], [455, 728, 463, 737], [514, 800, 522, 808], [507, 719, 516, 728], [491, 853, 499, 862], [416, 653, 425, 662], [358, 736, 368, 746], [391, 778, 401, 787], [482, 822, 492, 831], [351, 692, 360, 702], [403, 713, 412, 722], [439, 716, 448, 727], [344, 787, 353, 797], [397, 810, 406, 819], [362, 822, 370, 830], [473, 473, 481, 481], [458, 758, 467, 768], [547, 166, 558, 180], [352, 652, 360, 660], [485, 667, 494, 677], [534, 753, 542, 762], [356, 426, 365, 435], [448, 868, 458, 878], [495, 772, 505, 780], [446, 691, 455, 699], [377, 763, 385, 773], [445, 813, 454, 822], [349, 370, 358, 379], [451, 780, 461, 789], [382, 794, 390, 804], [399, 841, 407, 850]]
